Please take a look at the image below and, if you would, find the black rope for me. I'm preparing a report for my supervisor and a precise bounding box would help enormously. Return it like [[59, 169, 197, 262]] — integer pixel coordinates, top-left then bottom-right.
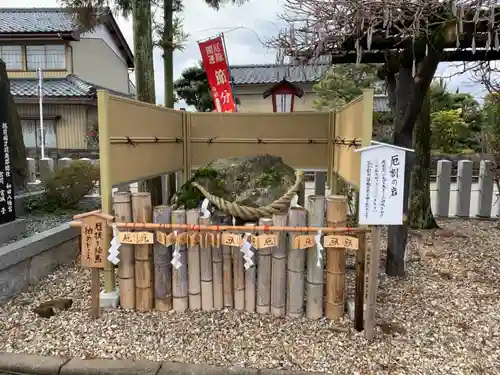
[[154, 136, 160, 143], [257, 138, 264, 144], [125, 137, 137, 147], [207, 137, 215, 144], [308, 139, 316, 144], [175, 137, 182, 143]]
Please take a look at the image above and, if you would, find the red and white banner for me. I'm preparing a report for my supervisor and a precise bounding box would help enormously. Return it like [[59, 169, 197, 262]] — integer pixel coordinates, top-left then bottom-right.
[[198, 35, 236, 112]]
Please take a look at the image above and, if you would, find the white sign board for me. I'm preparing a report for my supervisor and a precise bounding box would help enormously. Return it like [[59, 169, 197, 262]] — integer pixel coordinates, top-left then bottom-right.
[[357, 142, 410, 225]]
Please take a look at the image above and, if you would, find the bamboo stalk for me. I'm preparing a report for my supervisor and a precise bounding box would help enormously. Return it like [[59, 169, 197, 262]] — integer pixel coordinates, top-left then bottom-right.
[[287, 207, 307, 318], [172, 209, 188, 312], [325, 195, 348, 320], [271, 213, 287, 317], [113, 192, 135, 309], [212, 227, 224, 310], [187, 209, 201, 310], [200, 217, 214, 311], [244, 223, 256, 313], [233, 225, 246, 311], [354, 231, 366, 331], [223, 232, 234, 308], [132, 193, 154, 312], [153, 205, 173, 311], [306, 195, 326, 319], [256, 217, 273, 314], [365, 226, 381, 342]]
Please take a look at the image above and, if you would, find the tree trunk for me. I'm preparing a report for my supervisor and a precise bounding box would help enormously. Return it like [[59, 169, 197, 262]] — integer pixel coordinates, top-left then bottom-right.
[[408, 93, 439, 230], [132, 0, 162, 205], [0, 60, 26, 189], [164, 0, 174, 109]]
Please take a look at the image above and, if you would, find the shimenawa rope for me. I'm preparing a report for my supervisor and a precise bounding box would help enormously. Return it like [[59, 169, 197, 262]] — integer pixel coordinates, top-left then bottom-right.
[[191, 171, 305, 221]]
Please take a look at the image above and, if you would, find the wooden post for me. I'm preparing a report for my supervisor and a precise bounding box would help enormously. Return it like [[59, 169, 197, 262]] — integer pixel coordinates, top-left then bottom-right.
[[306, 195, 325, 319], [287, 207, 307, 318], [187, 209, 201, 310], [131, 193, 154, 311], [256, 217, 272, 314], [172, 209, 188, 312], [244, 223, 256, 312], [91, 268, 100, 319], [233, 227, 245, 311], [354, 231, 366, 331], [153, 205, 173, 311], [200, 217, 214, 311], [271, 213, 287, 317], [365, 226, 381, 341], [222, 230, 234, 308], [212, 228, 224, 310], [325, 195, 347, 320], [113, 192, 135, 309]]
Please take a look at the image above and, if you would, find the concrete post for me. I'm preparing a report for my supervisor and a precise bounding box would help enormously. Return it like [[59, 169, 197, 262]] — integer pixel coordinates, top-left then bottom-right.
[[477, 160, 494, 219], [455, 160, 473, 218], [435, 160, 452, 217], [79, 157, 91, 164], [314, 171, 326, 196], [57, 157, 72, 169], [26, 158, 37, 183], [39, 158, 54, 182]]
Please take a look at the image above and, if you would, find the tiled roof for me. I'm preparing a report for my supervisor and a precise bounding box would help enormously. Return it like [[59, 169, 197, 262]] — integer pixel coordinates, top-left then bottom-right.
[[374, 94, 390, 112], [229, 64, 330, 85], [0, 8, 75, 33], [10, 74, 133, 98]]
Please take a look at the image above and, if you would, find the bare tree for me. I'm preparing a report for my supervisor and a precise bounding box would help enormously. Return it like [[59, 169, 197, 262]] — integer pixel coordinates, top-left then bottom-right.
[[268, 0, 500, 276]]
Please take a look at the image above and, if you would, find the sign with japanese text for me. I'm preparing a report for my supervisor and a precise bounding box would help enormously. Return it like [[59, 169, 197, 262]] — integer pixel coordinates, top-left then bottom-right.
[[0, 83, 15, 223], [118, 231, 154, 244], [198, 35, 236, 113], [324, 235, 359, 250], [81, 215, 108, 268], [357, 144, 407, 225]]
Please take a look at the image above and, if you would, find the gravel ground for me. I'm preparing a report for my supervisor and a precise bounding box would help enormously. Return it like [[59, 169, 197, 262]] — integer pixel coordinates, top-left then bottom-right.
[[1, 219, 499, 374]]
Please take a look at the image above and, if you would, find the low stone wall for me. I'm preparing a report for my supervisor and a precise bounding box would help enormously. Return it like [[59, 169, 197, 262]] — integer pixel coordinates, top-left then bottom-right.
[[0, 223, 80, 304]]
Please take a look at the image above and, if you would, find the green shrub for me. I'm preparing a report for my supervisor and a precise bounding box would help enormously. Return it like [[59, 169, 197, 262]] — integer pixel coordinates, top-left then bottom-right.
[[40, 161, 100, 212]]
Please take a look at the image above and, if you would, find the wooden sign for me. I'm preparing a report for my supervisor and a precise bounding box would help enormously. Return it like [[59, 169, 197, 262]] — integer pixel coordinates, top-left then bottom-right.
[[175, 232, 188, 246], [324, 235, 359, 250], [293, 235, 316, 249], [79, 212, 113, 268], [119, 231, 154, 244], [188, 232, 200, 247], [156, 231, 167, 246], [222, 232, 241, 247], [252, 234, 278, 249]]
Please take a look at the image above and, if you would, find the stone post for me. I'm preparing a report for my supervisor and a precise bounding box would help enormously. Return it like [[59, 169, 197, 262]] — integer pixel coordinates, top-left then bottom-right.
[[455, 160, 473, 218], [58, 157, 72, 169], [314, 171, 326, 196], [39, 158, 54, 182], [435, 160, 452, 217], [26, 158, 37, 183], [477, 160, 494, 219]]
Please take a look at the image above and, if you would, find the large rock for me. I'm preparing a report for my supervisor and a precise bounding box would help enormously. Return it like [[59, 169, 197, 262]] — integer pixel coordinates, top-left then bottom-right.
[[173, 155, 297, 214]]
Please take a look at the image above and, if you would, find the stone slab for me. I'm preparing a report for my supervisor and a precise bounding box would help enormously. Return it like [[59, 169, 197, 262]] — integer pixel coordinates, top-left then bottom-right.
[[0, 352, 69, 375], [0, 218, 26, 244], [61, 358, 161, 375], [0, 260, 30, 304], [100, 289, 120, 309], [158, 362, 258, 375], [260, 370, 328, 375]]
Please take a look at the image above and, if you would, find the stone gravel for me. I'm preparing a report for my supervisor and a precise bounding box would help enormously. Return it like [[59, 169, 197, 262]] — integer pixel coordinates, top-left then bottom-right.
[[1, 219, 500, 374]]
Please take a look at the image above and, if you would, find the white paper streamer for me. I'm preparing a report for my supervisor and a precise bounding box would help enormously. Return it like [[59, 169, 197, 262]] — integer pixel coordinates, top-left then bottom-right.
[[171, 230, 182, 269], [107, 224, 121, 265], [232, 216, 236, 226], [314, 230, 324, 267], [240, 233, 254, 270], [200, 198, 211, 219]]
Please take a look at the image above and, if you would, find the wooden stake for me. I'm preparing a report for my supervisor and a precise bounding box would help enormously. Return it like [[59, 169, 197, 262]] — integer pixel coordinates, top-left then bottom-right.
[[354, 231, 366, 332], [200, 217, 213, 311], [365, 226, 381, 341], [91, 268, 100, 319], [256, 217, 272, 314], [212, 227, 224, 310], [306, 195, 325, 319], [132, 192, 154, 311], [244, 222, 256, 312], [153, 205, 173, 311], [187, 209, 201, 310], [172, 209, 188, 312], [222, 230, 234, 308], [271, 213, 287, 317], [325, 195, 347, 320], [113, 192, 135, 309], [287, 208, 307, 318], [233, 226, 245, 311]]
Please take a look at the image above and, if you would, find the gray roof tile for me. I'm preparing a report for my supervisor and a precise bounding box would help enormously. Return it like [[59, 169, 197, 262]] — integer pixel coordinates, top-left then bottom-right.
[[374, 94, 390, 112], [0, 8, 75, 33], [229, 64, 330, 85]]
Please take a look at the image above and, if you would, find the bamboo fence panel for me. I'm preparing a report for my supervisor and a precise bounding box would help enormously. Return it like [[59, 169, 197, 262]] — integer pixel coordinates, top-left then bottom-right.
[[187, 209, 201, 310], [271, 212, 287, 317], [200, 217, 214, 311], [256, 217, 272, 314], [244, 222, 256, 313], [172, 209, 188, 312], [153, 205, 173, 311], [223, 228, 234, 308], [212, 229, 224, 310], [233, 228, 245, 311], [287, 207, 307, 318]]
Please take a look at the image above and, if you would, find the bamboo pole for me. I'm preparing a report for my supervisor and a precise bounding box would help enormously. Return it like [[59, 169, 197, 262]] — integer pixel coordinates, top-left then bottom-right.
[[233, 226, 246, 311], [306, 195, 326, 319], [212, 227, 224, 310], [153, 205, 173, 311], [365, 226, 381, 342], [256, 217, 272, 314], [172, 209, 188, 312], [244, 223, 256, 312], [271, 213, 287, 317], [287, 207, 307, 318], [132, 192, 154, 311], [222, 230, 234, 308], [200, 217, 213, 311], [325, 195, 348, 320], [113, 192, 135, 309], [354, 231, 366, 331], [187, 209, 201, 310]]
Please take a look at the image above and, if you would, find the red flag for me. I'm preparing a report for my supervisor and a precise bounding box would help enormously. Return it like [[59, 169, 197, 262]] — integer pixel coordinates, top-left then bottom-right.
[[198, 36, 236, 112]]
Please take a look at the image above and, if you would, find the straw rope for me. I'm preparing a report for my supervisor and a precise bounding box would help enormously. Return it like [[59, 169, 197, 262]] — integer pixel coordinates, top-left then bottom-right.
[[191, 171, 304, 221]]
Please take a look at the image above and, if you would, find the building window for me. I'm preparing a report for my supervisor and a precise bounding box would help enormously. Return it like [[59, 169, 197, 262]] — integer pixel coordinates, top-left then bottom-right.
[[0, 46, 23, 70], [275, 93, 293, 112], [21, 119, 57, 149], [26, 45, 66, 70]]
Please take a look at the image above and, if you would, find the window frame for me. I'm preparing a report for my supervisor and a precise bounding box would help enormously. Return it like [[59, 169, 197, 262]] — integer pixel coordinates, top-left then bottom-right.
[[26, 44, 66, 71], [0, 45, 24, 71]]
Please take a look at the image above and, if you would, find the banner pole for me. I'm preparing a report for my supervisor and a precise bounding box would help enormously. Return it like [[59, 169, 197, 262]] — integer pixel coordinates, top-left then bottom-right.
[[220, 33, 238, 112]]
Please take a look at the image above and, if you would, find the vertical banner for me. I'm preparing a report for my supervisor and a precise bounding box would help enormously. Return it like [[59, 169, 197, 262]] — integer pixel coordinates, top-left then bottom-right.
[[198, 36, 236, 112]]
